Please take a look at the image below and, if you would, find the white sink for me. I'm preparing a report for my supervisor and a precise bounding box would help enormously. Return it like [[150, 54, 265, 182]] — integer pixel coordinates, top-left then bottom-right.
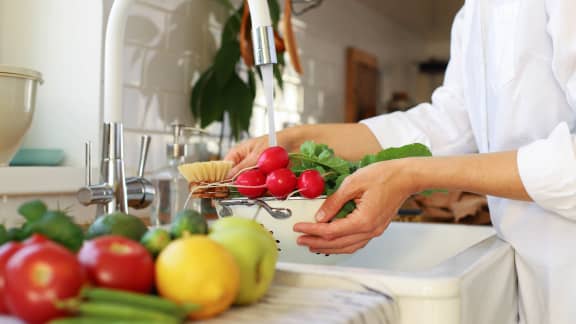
[[276, 222, 517, 324]]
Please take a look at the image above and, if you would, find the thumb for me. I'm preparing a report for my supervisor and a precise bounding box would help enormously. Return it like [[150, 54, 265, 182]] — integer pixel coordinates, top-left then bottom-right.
[[315, 182, 357, 223]]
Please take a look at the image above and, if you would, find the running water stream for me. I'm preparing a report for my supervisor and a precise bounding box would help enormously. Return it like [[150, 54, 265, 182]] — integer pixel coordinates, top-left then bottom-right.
[[261, 64, 277, 147]]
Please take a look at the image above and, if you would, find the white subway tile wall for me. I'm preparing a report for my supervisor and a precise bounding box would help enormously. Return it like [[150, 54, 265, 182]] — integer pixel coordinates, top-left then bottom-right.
[[106, 0, 427, 175]]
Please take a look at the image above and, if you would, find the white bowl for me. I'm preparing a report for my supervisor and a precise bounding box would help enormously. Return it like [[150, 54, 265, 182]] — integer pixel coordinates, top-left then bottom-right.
[[215, 197, 351, 265], [0, 65, 43, 166]]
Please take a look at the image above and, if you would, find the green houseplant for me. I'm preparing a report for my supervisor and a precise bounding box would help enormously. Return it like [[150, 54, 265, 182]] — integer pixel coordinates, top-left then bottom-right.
[[190, 0, 285, 144]]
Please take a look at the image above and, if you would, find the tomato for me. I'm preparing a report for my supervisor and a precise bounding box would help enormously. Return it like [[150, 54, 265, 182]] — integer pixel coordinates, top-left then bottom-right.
[[0, 235, 52, 314], [78, 235, 154, 293], [4, 242, 85, 323], [297, 170, 325, 199], [234, 169, 267, 198], [0, 242, 23, 314], [257, 146, 289, 174], [266, 168, 297, 198]]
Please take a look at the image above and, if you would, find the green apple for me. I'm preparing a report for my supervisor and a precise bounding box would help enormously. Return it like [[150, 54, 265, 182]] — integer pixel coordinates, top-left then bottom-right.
[[209, 226, 278, 305], [210, 217, 276, 245]]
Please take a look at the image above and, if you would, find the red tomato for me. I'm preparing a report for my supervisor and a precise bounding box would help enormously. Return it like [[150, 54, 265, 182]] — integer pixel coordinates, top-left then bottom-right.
[[4, 242, 85, 323], [0, 242, 23, 314], [78, 235, 154, 293]]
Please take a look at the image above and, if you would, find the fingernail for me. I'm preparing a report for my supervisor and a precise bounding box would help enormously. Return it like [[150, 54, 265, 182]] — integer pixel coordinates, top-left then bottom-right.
[[315, 210, 325, 222], [297, 238, 304, 246]]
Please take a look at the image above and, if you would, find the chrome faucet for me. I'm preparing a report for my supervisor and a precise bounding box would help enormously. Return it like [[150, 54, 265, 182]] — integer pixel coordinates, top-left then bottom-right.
[[77, 123, 155, 215], [77, 0, 276, 215]]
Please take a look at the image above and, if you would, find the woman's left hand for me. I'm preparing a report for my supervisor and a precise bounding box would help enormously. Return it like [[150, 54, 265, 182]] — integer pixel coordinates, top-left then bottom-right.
[[293, 159, 418, 254]]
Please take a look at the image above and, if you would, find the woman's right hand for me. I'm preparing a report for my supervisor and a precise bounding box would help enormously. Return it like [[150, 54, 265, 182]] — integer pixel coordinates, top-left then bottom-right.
[[224, 135, 270, 177]]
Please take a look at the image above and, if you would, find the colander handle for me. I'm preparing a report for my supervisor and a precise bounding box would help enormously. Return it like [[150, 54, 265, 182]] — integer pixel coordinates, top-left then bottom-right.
[[217, 199, 292, 219]]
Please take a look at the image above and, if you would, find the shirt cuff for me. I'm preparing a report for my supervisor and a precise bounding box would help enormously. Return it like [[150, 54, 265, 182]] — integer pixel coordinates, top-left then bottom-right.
[[517, 122, 576, 218], [360, 112, 431, 150]]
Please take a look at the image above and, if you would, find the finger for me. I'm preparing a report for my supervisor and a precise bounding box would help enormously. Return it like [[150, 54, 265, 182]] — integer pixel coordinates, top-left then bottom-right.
[[315, 177, 360, 222], [297, 232, 369, 250], [293, 214, 370, 240], [310, 239, 370, 255], [227, 154, 257, 178]]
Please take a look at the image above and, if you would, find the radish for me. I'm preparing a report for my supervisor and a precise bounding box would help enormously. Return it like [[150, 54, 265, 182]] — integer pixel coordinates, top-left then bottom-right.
[[234, 169, 267, 198], [297, 170, 325, 199], [257, 146, 289, 174], [266, 168, 297, 198]]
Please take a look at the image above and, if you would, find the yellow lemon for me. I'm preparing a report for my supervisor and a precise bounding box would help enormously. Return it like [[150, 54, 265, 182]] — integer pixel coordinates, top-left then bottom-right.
[[155, 235, 240, 320]]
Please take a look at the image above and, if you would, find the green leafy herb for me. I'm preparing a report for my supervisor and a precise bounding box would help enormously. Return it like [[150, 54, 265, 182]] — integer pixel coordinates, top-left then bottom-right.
[[0, 225, 7, 245], [18, 199, 47, 223], [290, 141, 435, 219]]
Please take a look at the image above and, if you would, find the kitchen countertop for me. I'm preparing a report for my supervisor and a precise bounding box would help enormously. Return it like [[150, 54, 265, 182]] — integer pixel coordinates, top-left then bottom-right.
[[0, 268, 398, 324]]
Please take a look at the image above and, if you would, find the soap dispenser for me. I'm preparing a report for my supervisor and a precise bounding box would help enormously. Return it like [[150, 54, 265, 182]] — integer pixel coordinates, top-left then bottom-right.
[[150, 124, 197, 226]]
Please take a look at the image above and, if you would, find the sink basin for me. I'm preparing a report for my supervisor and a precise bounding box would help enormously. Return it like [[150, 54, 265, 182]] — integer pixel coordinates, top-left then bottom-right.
[[277, 222, 517, 324], [217, 198, 517, 324]]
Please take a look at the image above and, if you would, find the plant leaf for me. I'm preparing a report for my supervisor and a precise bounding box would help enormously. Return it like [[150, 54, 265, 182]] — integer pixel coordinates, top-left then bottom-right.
[[221, 5, 242, 44], [213, 41, 241, 87], [273, 51, 285, 88], [248, 70, 257, 101], [300, 141, 316, 157], [268, 0, 281, 27], [190, 68, 213, 119], [223, 74, 253, 140], [198, 73, 226, 127]]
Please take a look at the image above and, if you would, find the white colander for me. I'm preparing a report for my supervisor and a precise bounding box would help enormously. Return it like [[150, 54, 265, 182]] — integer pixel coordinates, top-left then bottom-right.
[[215, 197, 351, 265]]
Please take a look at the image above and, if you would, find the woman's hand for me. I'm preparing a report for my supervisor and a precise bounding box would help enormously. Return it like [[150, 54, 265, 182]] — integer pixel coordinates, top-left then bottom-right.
[[294, 159, 417, 254], [224, 135, 269, 177]]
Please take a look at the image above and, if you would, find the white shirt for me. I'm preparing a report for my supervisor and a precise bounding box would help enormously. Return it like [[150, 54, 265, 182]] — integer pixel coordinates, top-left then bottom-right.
[[361, 0, 576, 323]]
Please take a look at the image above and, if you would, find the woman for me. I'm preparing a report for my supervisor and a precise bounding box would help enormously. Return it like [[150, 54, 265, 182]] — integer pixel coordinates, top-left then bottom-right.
[[225, 1, 576, 323]]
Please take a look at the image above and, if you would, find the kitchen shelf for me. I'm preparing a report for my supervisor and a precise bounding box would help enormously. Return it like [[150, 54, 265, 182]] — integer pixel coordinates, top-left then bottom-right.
[[0, 167, 85, 195]]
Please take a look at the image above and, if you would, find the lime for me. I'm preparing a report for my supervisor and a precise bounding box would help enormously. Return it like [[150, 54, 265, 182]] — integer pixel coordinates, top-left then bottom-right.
[[141, 228, 171, 257], [87, 212, 148, 242], [170, 210, 208, 238]]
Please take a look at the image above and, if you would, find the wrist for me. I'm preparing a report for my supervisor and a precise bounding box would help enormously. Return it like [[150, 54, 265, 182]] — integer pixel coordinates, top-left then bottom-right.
[[277, 125, 307, 153], [401, 157, 433, 194]]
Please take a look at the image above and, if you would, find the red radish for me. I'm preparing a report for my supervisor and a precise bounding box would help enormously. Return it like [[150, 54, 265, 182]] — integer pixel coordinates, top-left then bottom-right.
[[266, 168, 297, 198], [298, 170, 325, 199], [257, 146, 289, 174], [234, 169, 267, 198]]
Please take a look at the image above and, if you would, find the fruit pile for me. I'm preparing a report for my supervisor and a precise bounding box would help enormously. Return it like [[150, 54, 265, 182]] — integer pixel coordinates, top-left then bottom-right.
[[0, 201, 278, 323]]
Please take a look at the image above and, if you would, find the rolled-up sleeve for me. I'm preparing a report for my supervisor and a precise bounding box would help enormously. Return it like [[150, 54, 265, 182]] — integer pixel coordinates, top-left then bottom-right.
[[517, 124, 576, 218], [361, 5, 478, 156], [517, 0, 576, 219]]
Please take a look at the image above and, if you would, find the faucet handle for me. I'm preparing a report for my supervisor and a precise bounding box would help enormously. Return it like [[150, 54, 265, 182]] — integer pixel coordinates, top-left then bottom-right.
[[84, 141, 92, 186], [137, 135, 151, 177]]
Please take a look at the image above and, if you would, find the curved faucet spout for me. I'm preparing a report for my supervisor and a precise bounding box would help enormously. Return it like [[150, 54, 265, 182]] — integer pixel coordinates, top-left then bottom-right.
[[104, 0, 136, 123]]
